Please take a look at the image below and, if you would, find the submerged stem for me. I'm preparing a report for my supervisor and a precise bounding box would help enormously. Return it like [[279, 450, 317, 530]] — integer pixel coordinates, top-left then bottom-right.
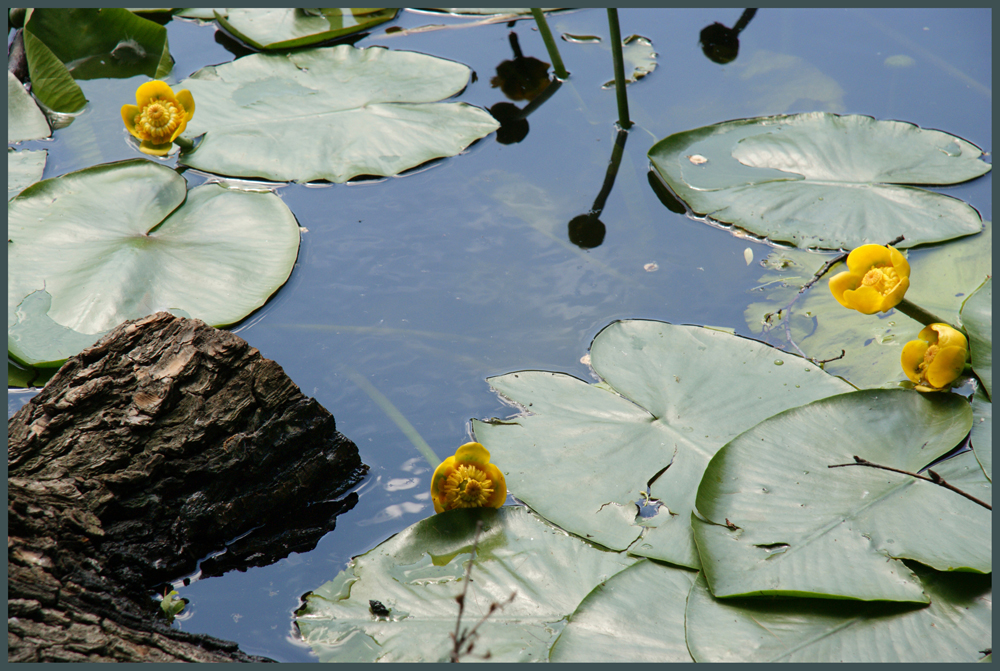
[[606, 8, 632, 129], [530, 9, 569, 80]]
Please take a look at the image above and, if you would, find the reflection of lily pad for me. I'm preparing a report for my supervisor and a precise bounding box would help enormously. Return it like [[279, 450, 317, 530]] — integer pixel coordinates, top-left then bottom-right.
[[961, 276, 992, 399], [216, 8, 398, 51], [602, 35, 656, 88], [649, 113, 990, 249], [472, 320, 852, 569], [23, 8, 172, 112], [694, 389, 982, 602], [686, 562, 991, 662], [745, 221, 991, 389], [8, 148, 47, 200], [179, 46, 499, 183], [8, 159, 299, 368], [7, 71, 50, 142], [296, 507, 637, 662]]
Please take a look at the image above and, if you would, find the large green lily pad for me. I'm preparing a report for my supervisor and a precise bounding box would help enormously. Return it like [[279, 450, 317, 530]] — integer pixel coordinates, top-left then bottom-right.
[[8, 159, 299, 369], [971, 389, 991, 482], [8, 148, 47, 200], [745, 221, 992, 390], [962, 276, 992, 399], [549, 559, 695, 662], [178, 45, 499, 183], [295, 507, 637, 662], [648, 113, 990, 249], [472, 320, 853, 569], [693, 389, 982, 602], [8, 71, 50, 142], [685, 562, 991, 662], [216, 8, 398, 50]]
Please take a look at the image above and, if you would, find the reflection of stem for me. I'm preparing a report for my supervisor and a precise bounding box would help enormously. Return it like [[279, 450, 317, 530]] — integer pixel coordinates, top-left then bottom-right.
[[516, 78, 562, 120], [829, 455, 991, 510], [590, 128, 629, 215], [346, 369, 441, 469], [530, 9, 569, 80], [733, 8, 757, 33], [606, 9, 632, 129]]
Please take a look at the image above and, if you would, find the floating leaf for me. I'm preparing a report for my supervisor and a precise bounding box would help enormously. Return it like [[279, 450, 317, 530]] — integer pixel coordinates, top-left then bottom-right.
[[602, 35, 656, 88], [8, 159, 299, 368], [178, 45, 499, 183], [745, 222, 991, 389], [971, 389, 991, 482], [648, 113, 990, 249], [472, 320, 852, 569], [295, 507, 637, 662], [694, 389, 981, 602], [8, 148, 47, 200], [961, 276, 992, 399], [7, 71, 50, 142], [21, 30, 87, 113], [549, 559, 695, 662], [215, 8, 398, 51], [685, 562, 991, 662]]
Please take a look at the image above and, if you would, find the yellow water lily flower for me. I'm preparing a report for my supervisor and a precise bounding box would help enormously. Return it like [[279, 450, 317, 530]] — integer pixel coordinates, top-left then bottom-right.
[[900, 323, 968, 392], [430, 442, 507, 514], [829, 244, 910, 314], [121, 80, 195, 156]]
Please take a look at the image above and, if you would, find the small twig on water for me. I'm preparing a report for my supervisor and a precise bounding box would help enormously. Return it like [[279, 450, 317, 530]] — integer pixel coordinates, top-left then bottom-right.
[[450, 520, 517, 662], [828, 455, 991, 510]]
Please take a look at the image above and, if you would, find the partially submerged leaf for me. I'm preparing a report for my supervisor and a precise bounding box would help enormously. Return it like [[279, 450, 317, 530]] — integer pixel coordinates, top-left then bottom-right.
[[295, 507, 637, 662], [473, 320, 852, 569], [649, 113, 990, 249], [216, 8, 398, 51], [970, 389, 991, 482], [694, 389, 982, 602], [179, 45, 499, 183], [685, 565, 991, 662], [961, 276, 992, 399], [8, 148, 47, 200], [602, 35, 657, 88], [8, 159, 299, 368], [7, 71, 50, 142]]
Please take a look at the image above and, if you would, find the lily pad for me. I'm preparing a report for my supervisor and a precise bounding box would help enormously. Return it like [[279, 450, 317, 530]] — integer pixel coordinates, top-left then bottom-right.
[[8, 159, 299, 368], [472, 320, 853, 569], [745, 221, 992, 390], [971, 390, 991, 482], [549, 559, 695, 662], [685, 563, 991, 662], [8, 148, 47, 200], [295, 507, 637, 662], [178, 45, 499, 183], [21, 30, 87, 113], [648, 113, 990, 250], [7, 71, 50, 142], [602, 35, 657, 88], [693, 389, 982, 603], [961, 276, 992, 399], [215, 8, 398, 51]]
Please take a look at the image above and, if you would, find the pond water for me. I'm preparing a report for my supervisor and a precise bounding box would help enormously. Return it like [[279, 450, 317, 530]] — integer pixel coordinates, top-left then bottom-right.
[[7, 8, 991, 662]]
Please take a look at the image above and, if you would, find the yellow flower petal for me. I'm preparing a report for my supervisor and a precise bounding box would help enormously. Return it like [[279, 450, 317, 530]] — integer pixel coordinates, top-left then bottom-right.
[[429, 442, 506, 514], [925, 346, 967, 389], [842, 285, 884, 315], [828, 270, 858, 308], [845, 244, 891, 273], [124, 80, 195, 149], [900, 323, 968, 391], [900, 339, 929, 383], [829, 244, 910, 314], [175, 89, 195, 120]]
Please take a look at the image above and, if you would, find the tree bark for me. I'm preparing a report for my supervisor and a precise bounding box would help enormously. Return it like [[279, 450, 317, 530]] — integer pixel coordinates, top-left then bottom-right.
[[8, 312, 368, 662]]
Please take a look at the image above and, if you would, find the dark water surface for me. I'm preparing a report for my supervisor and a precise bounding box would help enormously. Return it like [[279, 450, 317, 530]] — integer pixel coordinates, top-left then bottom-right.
[[8, 8, 990, 662]]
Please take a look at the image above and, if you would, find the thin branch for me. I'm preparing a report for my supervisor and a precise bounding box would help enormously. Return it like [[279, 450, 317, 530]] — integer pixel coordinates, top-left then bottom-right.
[[828, 455, 991, 510]]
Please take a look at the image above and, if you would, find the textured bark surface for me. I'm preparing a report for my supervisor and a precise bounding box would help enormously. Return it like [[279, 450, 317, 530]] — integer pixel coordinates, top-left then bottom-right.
[[8, 312, 368, 662]]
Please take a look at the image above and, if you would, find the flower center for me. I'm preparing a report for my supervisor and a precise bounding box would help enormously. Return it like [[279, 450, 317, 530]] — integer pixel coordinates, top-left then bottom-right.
[[861, 266, 900, 295], [135, 99, 183, 143], [443, 464, 494, 509]]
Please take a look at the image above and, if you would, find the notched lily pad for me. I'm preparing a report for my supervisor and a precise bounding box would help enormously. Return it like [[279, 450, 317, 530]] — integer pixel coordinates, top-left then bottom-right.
[[215, 8, 398, 51], [178, 45, 499, 183], [648, 113, 990, 249]]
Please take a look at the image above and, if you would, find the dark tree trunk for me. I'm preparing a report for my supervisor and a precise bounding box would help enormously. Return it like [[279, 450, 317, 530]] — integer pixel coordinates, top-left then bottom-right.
[[8, 313, 368, 662]]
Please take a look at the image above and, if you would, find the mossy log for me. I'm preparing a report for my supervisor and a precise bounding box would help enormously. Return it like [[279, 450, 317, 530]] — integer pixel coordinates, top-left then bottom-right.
[[8, 312, 367, 662]]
